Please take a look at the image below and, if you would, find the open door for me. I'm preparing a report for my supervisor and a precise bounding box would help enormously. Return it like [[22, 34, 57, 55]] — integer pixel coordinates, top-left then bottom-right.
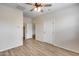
[[32, 24, 36, 39], [23, 26, 25, 40]]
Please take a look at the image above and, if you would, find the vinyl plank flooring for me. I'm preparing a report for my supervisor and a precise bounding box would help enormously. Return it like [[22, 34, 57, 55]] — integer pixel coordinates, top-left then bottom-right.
[[0, 39, 79, 56]]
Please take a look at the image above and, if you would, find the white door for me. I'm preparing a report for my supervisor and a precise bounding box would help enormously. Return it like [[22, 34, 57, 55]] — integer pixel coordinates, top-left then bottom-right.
[[43, 19, 55, 44], [35, 23, 44, 41]]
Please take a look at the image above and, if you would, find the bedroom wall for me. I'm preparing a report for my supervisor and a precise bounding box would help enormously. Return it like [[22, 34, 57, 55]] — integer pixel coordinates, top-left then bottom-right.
[[0, 5, 23, 51], [54, 4, 79, 53], [33, 4, 79, 53]]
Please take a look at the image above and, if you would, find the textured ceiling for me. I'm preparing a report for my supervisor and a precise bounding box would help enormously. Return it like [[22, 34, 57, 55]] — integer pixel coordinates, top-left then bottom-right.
[[0, 3, 75, 18]]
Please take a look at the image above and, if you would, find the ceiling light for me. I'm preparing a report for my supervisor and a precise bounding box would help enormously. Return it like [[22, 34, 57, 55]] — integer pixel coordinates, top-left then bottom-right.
[[26, 3, 52, 12], [34, 7, 42, 12], [37, 7, 41, 12]]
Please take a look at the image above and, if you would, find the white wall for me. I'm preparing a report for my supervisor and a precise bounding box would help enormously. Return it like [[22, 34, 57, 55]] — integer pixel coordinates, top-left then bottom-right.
[[23, 17, 32, 39], [0, 5, 23, 51], [33, 4, 79, 53], [54, 4, 79, 53]]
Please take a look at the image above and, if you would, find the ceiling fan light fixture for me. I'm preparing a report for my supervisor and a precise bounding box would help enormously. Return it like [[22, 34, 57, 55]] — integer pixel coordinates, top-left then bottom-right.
[[37, 7, 41, 12], [34, 7, 37, 11], [26, 3, 52, 12], [34, 7, 42, 12]]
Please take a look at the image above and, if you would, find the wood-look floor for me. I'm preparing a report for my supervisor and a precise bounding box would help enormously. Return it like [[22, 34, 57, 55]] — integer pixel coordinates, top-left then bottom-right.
[[0, 39, 79, 56]]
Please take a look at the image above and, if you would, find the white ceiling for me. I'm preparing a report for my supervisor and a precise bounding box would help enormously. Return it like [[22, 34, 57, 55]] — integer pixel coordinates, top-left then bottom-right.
[[0, 3, 75, 18]]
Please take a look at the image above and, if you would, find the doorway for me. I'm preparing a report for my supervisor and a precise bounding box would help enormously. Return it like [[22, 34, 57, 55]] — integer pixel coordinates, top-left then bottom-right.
[[32, 24, 36, 39], [23, 26, 25, 40]]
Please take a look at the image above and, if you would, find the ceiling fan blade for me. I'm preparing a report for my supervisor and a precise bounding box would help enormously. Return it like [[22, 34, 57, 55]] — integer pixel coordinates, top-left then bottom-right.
[[44, 4, 52, 7], [30, 8, 34, 11], [26, 3, 33, 5]]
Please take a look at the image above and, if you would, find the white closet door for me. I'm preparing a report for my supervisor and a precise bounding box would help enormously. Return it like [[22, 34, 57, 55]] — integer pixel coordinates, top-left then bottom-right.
[[43, 19, 55, 44], [35, 22, 44, 42]]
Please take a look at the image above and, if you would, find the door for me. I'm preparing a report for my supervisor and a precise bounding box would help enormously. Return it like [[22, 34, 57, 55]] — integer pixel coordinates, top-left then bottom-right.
[[35, 22, 44, 41], [43, 19, 55, 44]]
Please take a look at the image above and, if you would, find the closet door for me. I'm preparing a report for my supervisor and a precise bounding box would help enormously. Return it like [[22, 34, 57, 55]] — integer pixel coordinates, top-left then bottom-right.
[[43, 18, 55, 44], [35, 21, 44, 42]]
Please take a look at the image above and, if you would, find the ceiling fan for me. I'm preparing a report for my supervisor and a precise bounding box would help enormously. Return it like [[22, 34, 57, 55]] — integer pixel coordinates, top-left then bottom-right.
[[26, 3, 52, 12]]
